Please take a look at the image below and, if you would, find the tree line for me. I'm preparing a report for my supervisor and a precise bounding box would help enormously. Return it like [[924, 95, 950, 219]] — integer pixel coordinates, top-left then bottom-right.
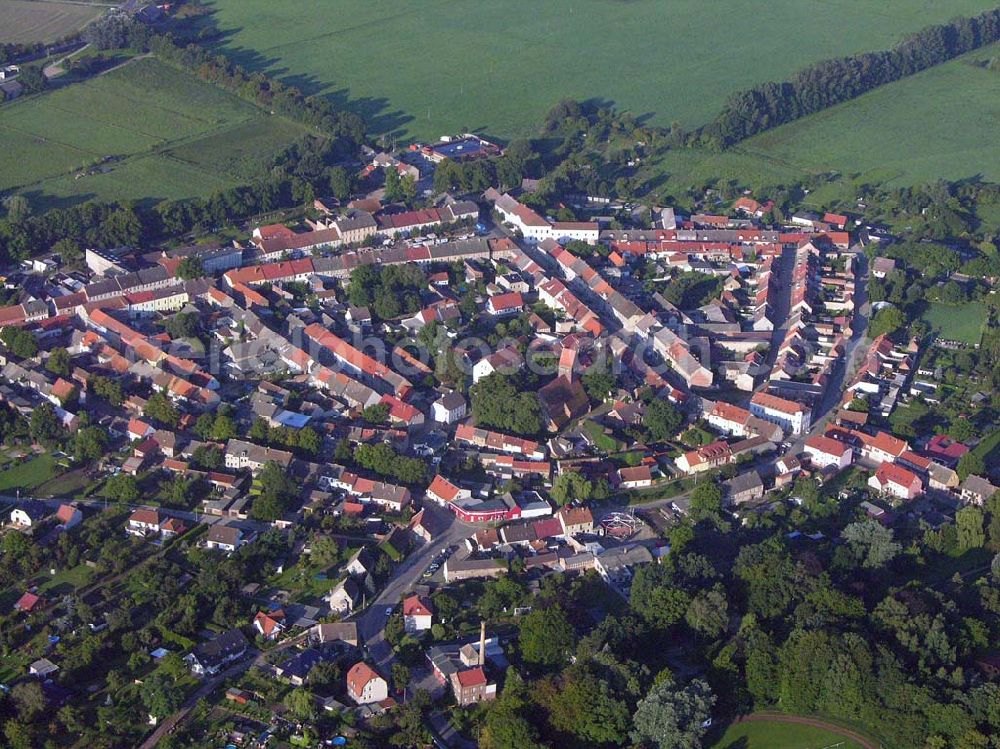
[[0, 14, 368, 266], [706, 8, 1000, 146]]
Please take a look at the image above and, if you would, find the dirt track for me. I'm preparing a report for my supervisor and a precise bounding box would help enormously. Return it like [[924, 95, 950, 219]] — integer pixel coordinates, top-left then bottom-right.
[[732, 711, 880, 749]]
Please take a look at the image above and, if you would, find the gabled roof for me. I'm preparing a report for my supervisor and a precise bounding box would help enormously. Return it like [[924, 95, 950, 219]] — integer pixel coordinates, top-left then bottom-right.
[[347, 661, 383, 694], [15, 591, 43, 612], [129, 508, 160, 526], [402, 595, 433, 617]]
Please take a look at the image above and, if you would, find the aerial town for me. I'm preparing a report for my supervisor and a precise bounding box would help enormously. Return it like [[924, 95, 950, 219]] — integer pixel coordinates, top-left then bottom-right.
[[2, 2, 1000, 749], [0, 129, 997, 748]]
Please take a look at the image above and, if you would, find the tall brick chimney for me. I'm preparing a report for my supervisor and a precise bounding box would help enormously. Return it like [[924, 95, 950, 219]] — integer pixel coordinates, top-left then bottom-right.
[[478, 620, 486, 667]]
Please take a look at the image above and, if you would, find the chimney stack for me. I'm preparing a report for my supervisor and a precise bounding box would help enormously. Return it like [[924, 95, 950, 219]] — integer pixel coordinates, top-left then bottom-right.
[[478, 620, 486, 667]]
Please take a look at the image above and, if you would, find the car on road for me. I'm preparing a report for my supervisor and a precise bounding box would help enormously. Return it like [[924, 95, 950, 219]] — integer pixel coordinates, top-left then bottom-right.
[[385, 607, 394, 617]]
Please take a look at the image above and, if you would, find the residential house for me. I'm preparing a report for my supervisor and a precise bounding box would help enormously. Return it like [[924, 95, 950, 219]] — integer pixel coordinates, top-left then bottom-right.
[[55, 504, 82, 531], [29, 658, 59, 678], [723, 471, 764, 505], [557, 504, 594, 536], [402, 595, 433, 634], [617, 465, 654, 490], [326, 577, 362, 615], [253, 610, 286, 641], [312, 621, 359, 648], [224, 439, 294, 473], [804, 434, 853, 470], [345, 547, 377, 577], [486, 291, 524, 317], [472, 346, 524, 383], [276, 648, 325, 686], [346, 662, 389, 705], [960, 475, 998, 506], [432, 391, 467, 424], [868, 463, 923, 500], [126, 508, 161, 537], [750, 392, 811, 435], [10, 500, 48, 528], [185, 629, 249, 676], [205, 524, 244, 552]]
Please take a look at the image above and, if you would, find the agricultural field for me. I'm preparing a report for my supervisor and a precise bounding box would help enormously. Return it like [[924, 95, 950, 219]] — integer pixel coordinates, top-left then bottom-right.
[[710, 718, 867, 749], [201, 0, 999, 142], [0, 55, 311, 209], [921, 301, 988, 345], [0, 0, 105, 44], [738, 45, 1000, 187]]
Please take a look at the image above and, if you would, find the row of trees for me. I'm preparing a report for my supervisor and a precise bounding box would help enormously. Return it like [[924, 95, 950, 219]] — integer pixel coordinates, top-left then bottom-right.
[[708, 8, 1000, 146]]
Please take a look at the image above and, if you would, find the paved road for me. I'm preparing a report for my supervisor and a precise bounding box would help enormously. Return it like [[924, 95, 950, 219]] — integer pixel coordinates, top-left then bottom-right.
[[784, 252, 871, 458], [4, 493, 273, 533], [352, 503, 477, 668]]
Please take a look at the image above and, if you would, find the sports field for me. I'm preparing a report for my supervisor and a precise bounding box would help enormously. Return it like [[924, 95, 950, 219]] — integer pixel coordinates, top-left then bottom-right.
[[202, 0, 999, 142], [0, 0, 106, 44], [739, 45, 1000, 186], [710, 719, 867, 749], [921, 301, 988, 345], [0, 56, 311, 208]]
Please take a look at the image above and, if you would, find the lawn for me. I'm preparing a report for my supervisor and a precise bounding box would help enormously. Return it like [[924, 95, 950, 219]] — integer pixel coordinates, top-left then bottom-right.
[[710, 718, 866, 749], [36, 564, 95, 596], [201, 0, 997, 141], [582, 419, 622, 453], [921, 301, 988, 345], [0, 55, 311, 208], [0, 0, 105, 44], [0, 453, 60, 491], [739, 45, 1000, 186]]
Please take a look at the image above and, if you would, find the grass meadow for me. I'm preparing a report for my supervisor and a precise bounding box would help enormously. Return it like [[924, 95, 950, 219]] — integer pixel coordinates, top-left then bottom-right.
[[201, 0, 998, 142], [709, 719, 866, 749], [921, 301, 988, 345], [0, 0, 104, 44], [738, 45, 1000, 186], [0, 56, 310, 208]]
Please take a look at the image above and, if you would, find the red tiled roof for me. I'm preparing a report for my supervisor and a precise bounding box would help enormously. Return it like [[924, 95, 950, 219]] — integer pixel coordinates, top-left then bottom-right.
[[874, 462, 921, 490], [402, 595, 432, 617], [130, 508, 160, 526], [805, 434, 850, 457], [751, 391, 806, 415], [347, 662, 382, 694], [455, 667, 488, 687], [428, 475, 461, 502]]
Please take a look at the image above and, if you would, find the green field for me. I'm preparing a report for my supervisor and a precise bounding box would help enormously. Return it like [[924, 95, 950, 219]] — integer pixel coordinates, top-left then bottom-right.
[[0, 453, 59, 491], [738, 46, 1000, 186], [922, 301, 988, 345], [711, 719, 866, 749], [201, 0, 998, 141], [0, 0, 105, 44], [0, 56, 311, 208]]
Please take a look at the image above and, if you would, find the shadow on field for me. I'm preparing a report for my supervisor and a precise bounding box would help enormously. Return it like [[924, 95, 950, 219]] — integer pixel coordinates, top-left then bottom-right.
[[22, 189, 97, 213], [185, 19, 414, 136]]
